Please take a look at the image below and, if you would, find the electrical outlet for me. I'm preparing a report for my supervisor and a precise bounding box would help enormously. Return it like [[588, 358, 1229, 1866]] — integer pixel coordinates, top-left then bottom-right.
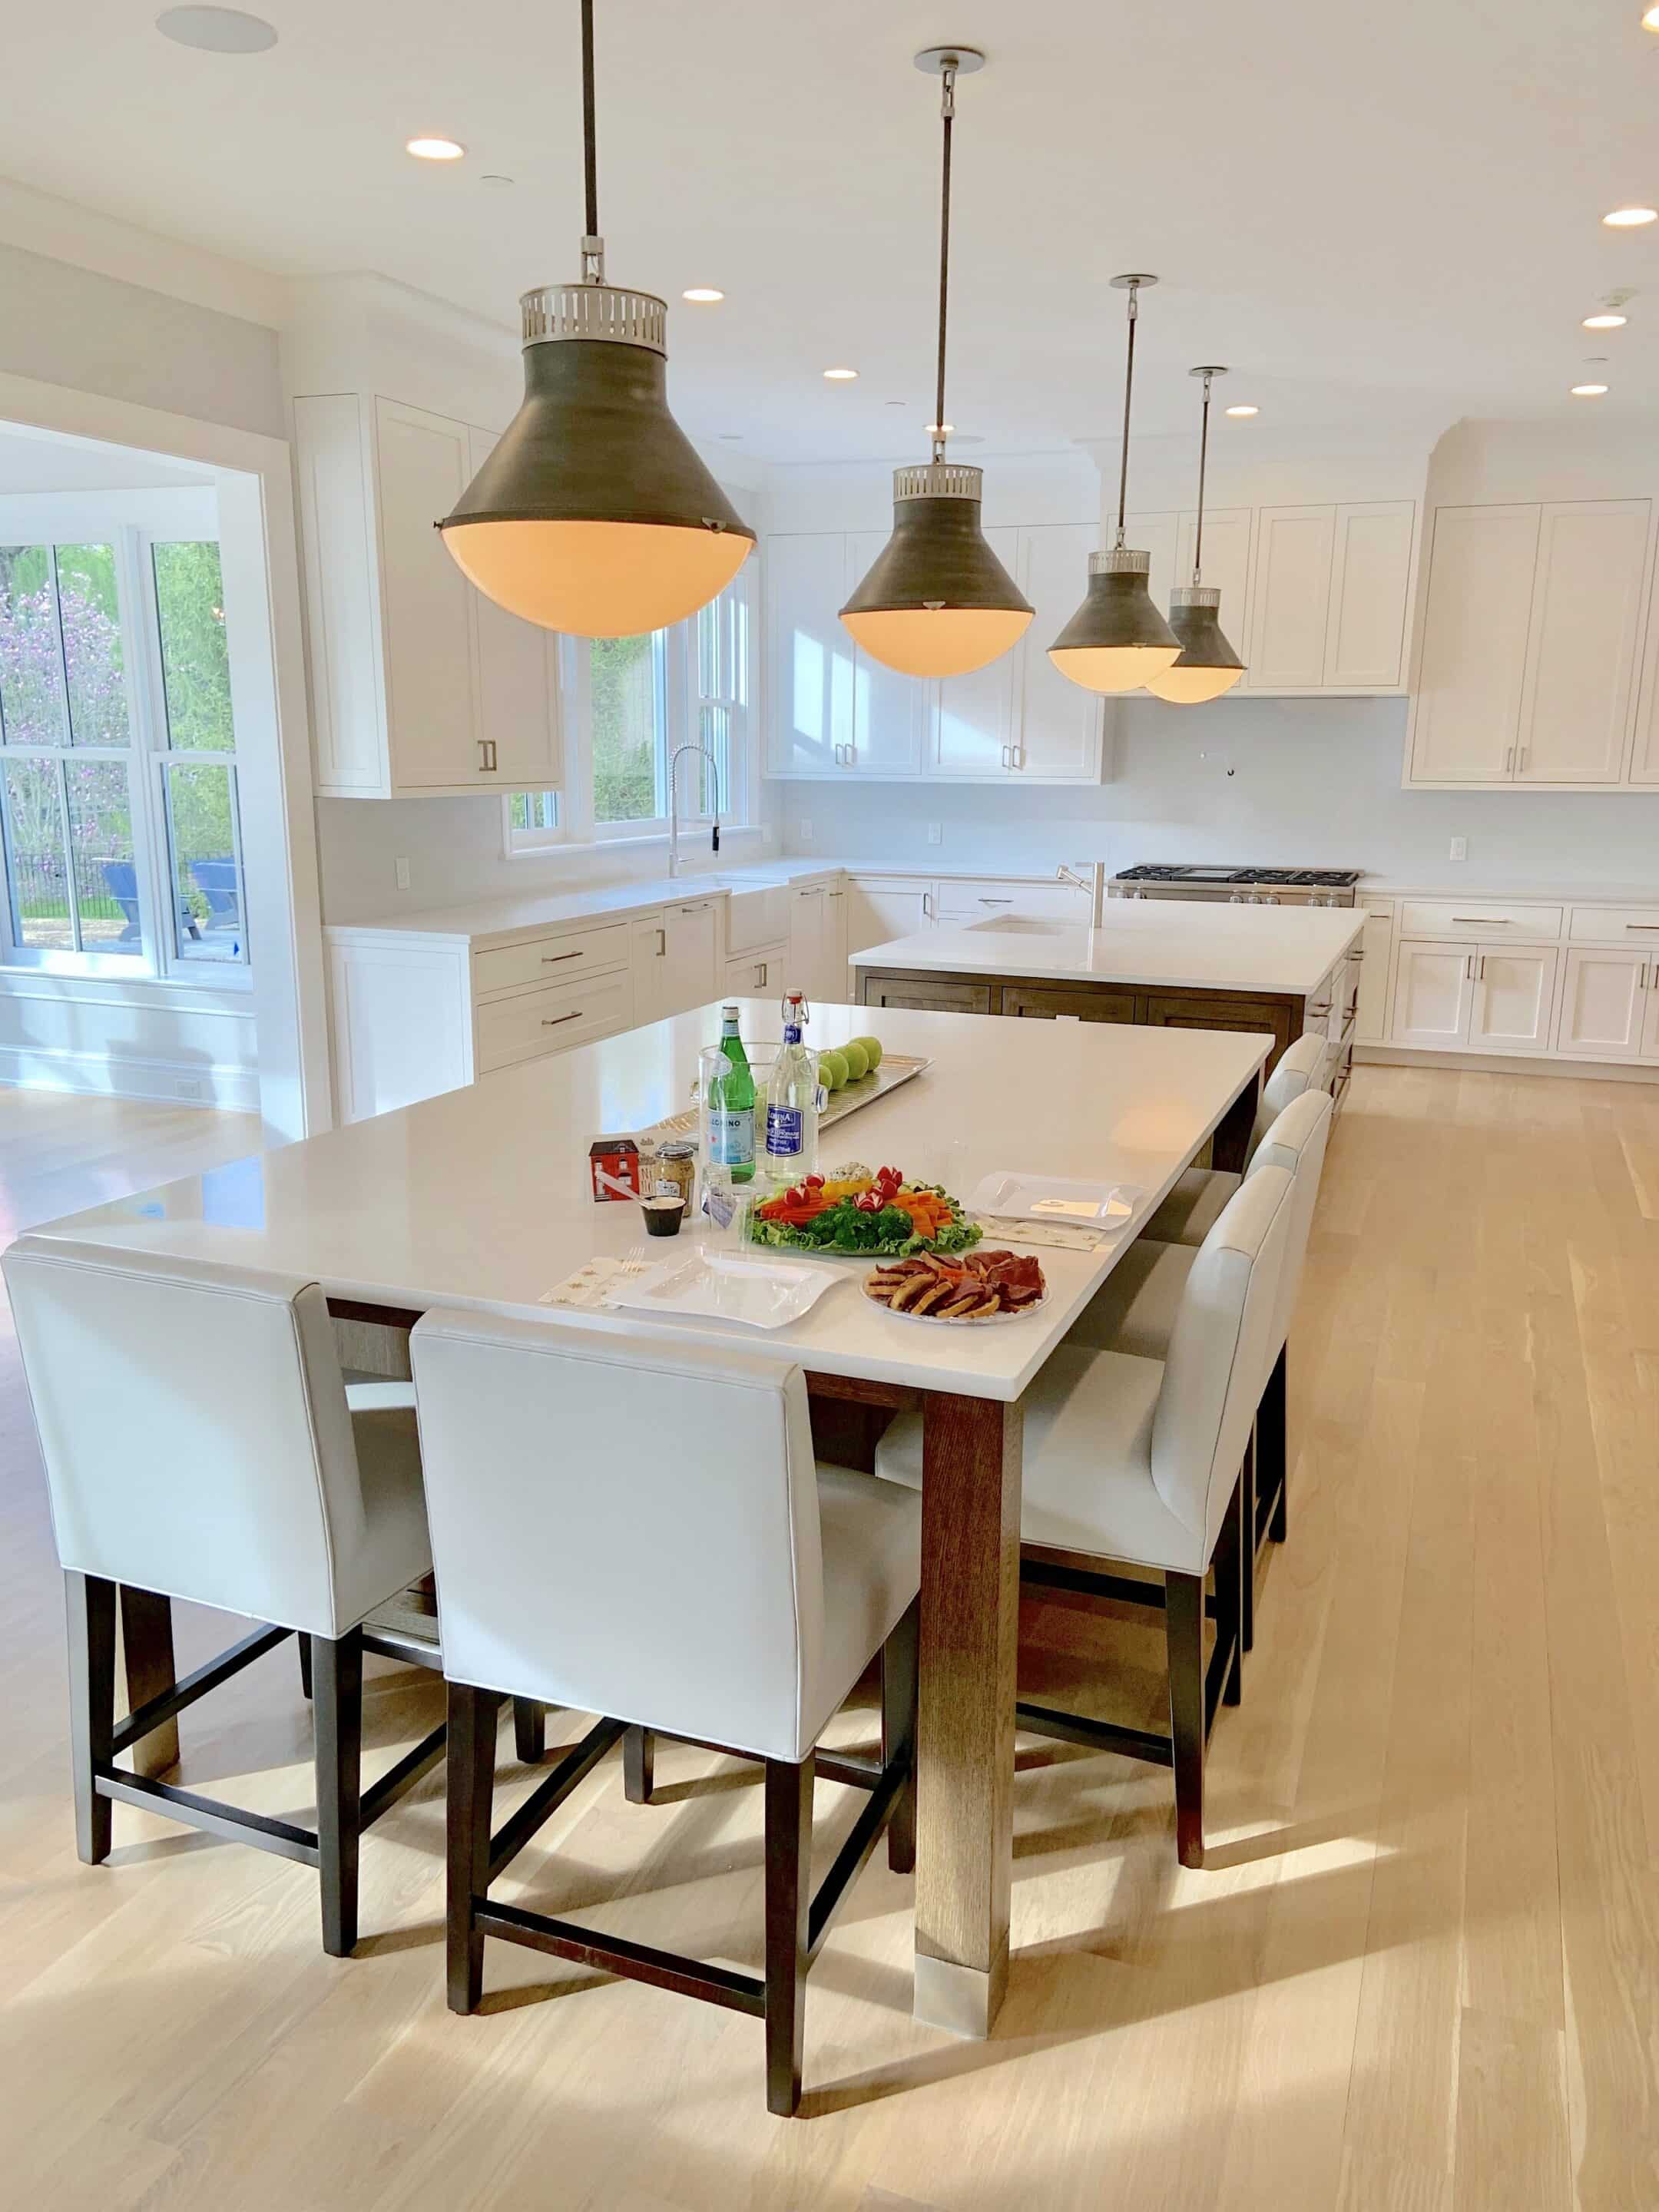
[[927, 822, 942, 846], [395, 857, 411, 889], [176, 1077, 204, 1101], [798, 818, 813, 842], [1449, 836, 1467, 862]]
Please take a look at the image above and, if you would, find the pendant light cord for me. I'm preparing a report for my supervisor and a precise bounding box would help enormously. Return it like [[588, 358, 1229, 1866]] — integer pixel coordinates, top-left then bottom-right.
[[932, 61, 956, 466], [1114, 279, 1140, 549], [580, 0, 603, 281], [1193, 369, 1213, 585]]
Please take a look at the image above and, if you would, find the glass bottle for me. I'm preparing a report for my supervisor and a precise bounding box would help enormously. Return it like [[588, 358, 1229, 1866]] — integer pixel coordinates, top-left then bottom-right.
[[706, 1003, 755, 1184], [763, 992, 819, 1181]]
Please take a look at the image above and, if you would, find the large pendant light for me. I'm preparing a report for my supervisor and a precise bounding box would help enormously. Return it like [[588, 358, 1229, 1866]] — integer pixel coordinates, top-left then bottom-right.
[[839, 46, 1032, 679], [1147, 366, 1247, 704], [1048, 273, 1181, 694], [437, 0, 754, 637]]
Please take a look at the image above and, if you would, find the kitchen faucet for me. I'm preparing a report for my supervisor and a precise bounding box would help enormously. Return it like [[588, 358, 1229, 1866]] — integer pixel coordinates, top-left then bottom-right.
[[1055, 860, 1108, 927], [668, 740, 721, 879]]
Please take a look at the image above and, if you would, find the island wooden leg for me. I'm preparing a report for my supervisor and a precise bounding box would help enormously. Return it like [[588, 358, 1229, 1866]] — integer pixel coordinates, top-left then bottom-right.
[[914, 1390, 1022, 2038], [1210, 1067, 1264, 1174], [118, 1587, 180, 1779]]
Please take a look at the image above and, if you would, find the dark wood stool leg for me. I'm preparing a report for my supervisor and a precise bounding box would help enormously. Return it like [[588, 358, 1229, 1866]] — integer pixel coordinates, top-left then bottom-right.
[[882, 1600, 919, 1874], [1260, 1345, 1288, 1544], [447, 1682, 498, 2014], [763, 1756, 813, 2118], [296, 1632, 313, 1701], [623, 1726, 654, 1805], [1240, 1430, 1257, 1655], [119, 1586, 179, 1779], [65, 1571, 115, 1865], [1167, 1572, 1206, 1869], [1215, 1475, 1245, 1710], [312, 1631, 363, 1958], [513, 1698, 545, 1763]]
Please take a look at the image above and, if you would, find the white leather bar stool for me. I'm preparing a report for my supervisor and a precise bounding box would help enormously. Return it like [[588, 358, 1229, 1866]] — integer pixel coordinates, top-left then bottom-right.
[[1067, 1090, 1332, 1652], [4, 1236, 442, 1956], [876, 1167, 1298, 1866], [409, 1310, 922, 2118], [1140, 1031, 1327, 1249]]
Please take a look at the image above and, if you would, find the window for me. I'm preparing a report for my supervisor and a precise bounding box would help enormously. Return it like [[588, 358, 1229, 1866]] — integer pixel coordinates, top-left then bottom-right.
[[591, 629, 669, 831], [0, 515, 248, 978], [505, 787, 562, 854]]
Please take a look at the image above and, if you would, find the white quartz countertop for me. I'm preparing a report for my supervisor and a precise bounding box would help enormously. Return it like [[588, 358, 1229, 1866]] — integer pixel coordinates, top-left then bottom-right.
[[851, 903, 1363, 996], [1364, 879, 1659, 906]]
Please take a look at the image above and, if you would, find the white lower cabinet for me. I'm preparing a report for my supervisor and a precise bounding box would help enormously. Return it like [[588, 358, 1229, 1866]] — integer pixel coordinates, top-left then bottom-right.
[[1353, 902, 1396, 1044], [474, 969, 632, 1075], [1556, 947, 1650, 1059], [724, 946, 785, 1000], [1389, 936, 1558, 1055], [845, 876, 934, 954], [660, 899, 719, 1016], [1390, 941, 1475, 1049], [783, 882, 849, 1007]]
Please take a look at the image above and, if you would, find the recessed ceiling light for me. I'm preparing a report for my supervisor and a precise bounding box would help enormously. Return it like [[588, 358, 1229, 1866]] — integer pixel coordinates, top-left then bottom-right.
[[155, 6, 276, 51], [682, 287, 724, 303], [1224, 403, 1259, 418], [1644, 4, 1659, 28], [406, 136, 466, 162], [1571, 382, 1610, 396], [823, 366, 859, 381], [1584, 311, 1629, 329], [1603, 205, 1657, 227]]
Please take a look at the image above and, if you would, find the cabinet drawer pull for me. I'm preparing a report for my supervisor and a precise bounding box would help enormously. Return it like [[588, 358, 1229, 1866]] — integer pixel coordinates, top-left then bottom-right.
[[1452, 916, 1508, 925], [1465, 954, 1475, 980], [541, 949, 583, 964], [1504, 747, 1515, 773], [655, 928, 666, 956], [540, 1011, 584, 1028], [979, 897, 1013, 906], [478, 739, 498, 773], [1625, 923, 1659, 931]]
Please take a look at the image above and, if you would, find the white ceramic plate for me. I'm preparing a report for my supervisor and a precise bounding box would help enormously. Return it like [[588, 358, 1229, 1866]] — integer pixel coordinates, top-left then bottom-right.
[[966, 1171, 1141, 1228], [608, 1250, 839, 1331], [862, 1273, 1050, 1326]]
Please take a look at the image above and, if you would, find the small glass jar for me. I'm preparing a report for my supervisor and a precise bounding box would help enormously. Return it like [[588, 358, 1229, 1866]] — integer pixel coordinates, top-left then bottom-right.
[[651, 1141, 697, 1207]]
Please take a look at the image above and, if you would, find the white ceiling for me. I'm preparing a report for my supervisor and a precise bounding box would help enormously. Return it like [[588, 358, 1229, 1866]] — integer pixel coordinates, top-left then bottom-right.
[[6, 0, 1659, 462]]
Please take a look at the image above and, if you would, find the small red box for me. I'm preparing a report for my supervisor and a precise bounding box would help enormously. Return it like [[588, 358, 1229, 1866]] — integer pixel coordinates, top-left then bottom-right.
[[590, 1137, 643, 1203]]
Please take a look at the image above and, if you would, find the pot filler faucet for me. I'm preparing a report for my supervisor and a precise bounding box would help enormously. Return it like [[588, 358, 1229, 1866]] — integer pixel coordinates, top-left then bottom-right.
[[668, 741, 721, 879], [1055, 861, 1108, 927]]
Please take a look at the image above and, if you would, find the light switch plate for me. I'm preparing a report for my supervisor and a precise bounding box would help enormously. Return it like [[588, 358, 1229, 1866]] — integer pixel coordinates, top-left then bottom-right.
[[1449, 836, 1467, 862], [798, 818, 813, 842], [927, 822, 942, 845], [395, 857, 412, 889]]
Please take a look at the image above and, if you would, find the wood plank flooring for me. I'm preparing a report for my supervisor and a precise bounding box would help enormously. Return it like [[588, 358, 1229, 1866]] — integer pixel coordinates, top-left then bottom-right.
[[2, 1071, 1658, 2209]]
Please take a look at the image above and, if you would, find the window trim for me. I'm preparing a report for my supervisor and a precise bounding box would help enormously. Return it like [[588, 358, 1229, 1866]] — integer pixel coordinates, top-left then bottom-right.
[[0, 492, 251, 990]]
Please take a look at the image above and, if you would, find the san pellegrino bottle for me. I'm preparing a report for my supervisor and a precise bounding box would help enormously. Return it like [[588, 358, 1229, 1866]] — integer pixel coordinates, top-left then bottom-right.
[[707, 1003, 755, 1183], [764, 991, 820, 1181]]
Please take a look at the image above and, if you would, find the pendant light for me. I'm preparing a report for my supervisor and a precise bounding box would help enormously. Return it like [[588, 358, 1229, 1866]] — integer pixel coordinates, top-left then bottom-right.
[[839, 46, 1032, 679], [437, 0, 754, 637], [1048, 274, 1181, 694], [1146, 366, 1246, 704]]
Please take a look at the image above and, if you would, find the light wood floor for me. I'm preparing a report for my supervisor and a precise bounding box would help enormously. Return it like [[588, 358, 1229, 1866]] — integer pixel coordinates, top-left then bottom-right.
[[2, 1070, 1658, 2210]]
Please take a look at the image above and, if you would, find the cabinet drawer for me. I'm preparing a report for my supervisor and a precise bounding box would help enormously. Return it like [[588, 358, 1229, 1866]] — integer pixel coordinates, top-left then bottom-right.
[[472, 921, 631, 999], [1000, 982, 1136, 1024], [475, 969, 632, 1073], [1398, 899, 1562, 941], [857, 971, 995, 1015], [724, 947, 785, 998], [934, 878, 1091, 924], [1566, 903, 1659, 945]]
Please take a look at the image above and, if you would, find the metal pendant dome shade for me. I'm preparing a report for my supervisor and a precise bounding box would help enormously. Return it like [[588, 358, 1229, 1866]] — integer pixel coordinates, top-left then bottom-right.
[[839, 47, 1032, 679], [1148, 587, 1245, 702], [436, 0, 753, 638], [1050, 274, 1181, 696], [840, 462, 1031, 677], [1146, 366, 1246, 702], [440, 285, 753, 637]]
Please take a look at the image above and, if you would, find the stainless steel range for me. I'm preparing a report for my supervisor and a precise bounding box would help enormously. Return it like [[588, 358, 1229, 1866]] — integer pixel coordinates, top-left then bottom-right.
[[1111, 863, 1363, 908]]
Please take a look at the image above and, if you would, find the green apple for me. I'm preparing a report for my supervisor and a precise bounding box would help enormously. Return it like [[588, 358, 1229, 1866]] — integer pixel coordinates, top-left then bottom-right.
[[851, 1034, 883, 1070], [819, 1048, 849, 1091], [840, 1041, 871, 1081]]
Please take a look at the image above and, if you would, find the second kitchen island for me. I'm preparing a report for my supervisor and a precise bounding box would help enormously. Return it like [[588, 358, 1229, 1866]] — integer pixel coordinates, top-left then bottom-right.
[[853, 899, 1364, 1091]]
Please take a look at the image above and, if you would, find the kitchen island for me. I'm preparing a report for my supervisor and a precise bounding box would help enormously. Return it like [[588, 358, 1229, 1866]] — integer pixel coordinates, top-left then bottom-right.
[[853, 900, 1365, 1083]]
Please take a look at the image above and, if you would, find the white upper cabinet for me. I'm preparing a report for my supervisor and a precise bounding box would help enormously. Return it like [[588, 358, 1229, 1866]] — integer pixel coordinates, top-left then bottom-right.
[[846, 532, 929, 777], [1408, 504, 1541, 784], [1408, 498, 1654, 790], [1174, 507, 1252, 657], [766, 533, 854, 777], [1325, 502, 1415, 687], [932, 526, 1021, 778], [1515, 500, 1649, 784], [1247, 506, 1336, 690], [1013, 524, 1104, 781], [464, 428, 562, 791], [295, 393, 565, 800]]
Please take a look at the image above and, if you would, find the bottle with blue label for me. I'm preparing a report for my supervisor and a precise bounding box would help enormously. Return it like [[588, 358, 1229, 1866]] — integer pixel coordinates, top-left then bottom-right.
[[707, 1004, 755, 1182], [764, 991, 820, 1181]]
